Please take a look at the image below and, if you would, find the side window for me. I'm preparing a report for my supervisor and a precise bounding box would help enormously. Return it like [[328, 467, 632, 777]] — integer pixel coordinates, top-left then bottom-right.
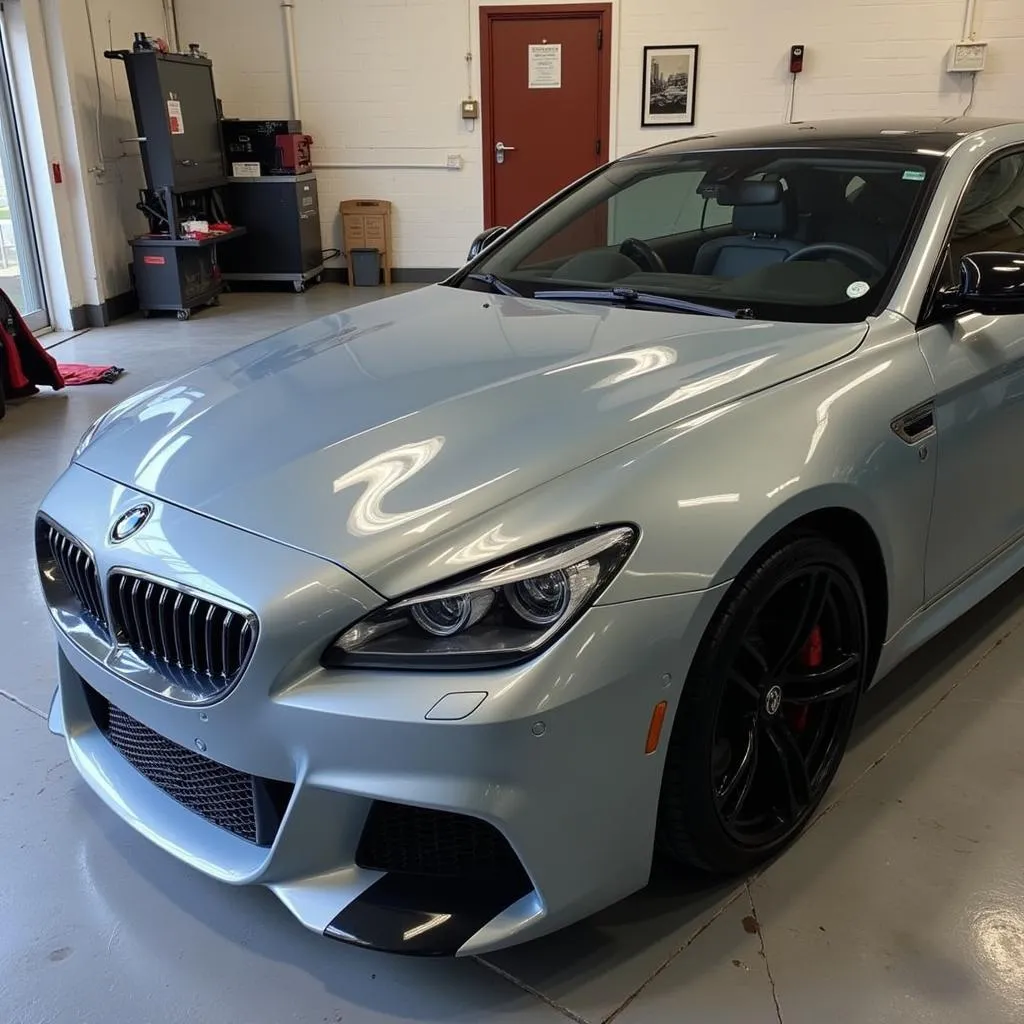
[[702, 196, 733, 228], [845, 175, 867, 202], [606, 169, 707, 244], [950, 152, 1024, 263]]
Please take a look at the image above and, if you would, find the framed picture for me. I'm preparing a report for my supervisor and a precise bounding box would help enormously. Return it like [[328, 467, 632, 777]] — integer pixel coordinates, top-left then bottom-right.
[[642, 44, 699, 127]]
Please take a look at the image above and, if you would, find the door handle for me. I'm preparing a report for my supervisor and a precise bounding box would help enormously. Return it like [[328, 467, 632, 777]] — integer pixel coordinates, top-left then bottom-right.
[[495, 141, 516, 164]]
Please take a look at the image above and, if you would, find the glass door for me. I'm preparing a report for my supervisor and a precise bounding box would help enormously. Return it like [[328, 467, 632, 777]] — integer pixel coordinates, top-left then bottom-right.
[[0, 8, 46, 331]]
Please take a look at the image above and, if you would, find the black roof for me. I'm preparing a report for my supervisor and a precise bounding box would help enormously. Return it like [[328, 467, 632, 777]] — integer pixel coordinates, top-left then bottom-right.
[[631, 117, 1018, 159]]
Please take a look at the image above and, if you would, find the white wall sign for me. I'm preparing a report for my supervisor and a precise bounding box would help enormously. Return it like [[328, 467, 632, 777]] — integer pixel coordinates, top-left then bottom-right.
[[528, 43, 562, 89]]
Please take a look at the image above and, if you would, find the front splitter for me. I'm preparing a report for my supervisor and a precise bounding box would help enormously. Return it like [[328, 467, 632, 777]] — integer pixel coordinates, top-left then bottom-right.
[[324, 871, 533, 956]]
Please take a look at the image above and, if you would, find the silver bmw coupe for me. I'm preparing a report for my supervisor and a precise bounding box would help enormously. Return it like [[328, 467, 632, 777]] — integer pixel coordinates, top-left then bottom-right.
[[39, 117, 1024, 956]]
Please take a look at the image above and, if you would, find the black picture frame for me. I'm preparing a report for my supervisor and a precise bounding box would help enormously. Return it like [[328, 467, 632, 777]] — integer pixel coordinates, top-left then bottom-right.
[[641, 44, 699, 128]]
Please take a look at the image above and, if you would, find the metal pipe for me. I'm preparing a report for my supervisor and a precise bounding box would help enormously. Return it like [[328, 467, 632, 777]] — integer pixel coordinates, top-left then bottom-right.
[[962, 0, 979, 39], [83, 0, 107, 169], [162, 0, 178, 51], [281, 0, 301, 121], [315, 162, 455, 170]]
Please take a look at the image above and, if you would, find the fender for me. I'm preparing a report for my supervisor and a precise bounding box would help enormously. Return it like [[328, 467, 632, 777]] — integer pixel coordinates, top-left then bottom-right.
[[372, 313, 936, 646]]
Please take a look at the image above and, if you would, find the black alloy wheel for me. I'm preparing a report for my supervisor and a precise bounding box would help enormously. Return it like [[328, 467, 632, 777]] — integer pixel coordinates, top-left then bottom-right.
[[657, 534, 870, 875]]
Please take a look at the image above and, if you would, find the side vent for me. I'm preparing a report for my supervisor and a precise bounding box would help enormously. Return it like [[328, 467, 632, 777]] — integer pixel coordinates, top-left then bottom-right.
[[891, 401, 936, 445]]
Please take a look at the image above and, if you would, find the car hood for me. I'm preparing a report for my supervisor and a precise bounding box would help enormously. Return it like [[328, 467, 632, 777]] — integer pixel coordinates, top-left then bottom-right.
[[77, 285, 867, 587]]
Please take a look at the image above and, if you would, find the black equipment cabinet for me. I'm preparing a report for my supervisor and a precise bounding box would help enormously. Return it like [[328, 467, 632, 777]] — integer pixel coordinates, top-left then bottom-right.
[[219, 174, 324, 291], [105, 49, 225, 190]]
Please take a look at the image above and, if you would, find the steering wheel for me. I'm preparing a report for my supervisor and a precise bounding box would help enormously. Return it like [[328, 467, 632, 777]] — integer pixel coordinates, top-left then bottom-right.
[[619, 237, 667, 274], [784, 243, 886, 278]]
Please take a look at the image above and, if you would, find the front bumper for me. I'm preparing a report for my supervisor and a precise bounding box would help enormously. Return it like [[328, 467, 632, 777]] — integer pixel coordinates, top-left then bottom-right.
[[41, 465, 726, 955]]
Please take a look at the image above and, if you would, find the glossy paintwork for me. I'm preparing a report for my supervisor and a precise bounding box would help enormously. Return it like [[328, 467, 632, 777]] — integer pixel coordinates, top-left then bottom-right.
[[75, 285, 868, 591], [43, 462, 728, 949], [37, 118, 1024, 955], [919, 309, 1024, 598]]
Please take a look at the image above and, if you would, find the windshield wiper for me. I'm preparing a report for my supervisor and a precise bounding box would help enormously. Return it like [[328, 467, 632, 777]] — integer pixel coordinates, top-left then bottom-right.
[[466, 272, 522, 297], [533, 286, 750, 319]]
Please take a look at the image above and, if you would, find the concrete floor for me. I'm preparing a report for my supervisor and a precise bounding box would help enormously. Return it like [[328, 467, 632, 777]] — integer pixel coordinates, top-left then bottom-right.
[[3, 283, 1024, 1023]]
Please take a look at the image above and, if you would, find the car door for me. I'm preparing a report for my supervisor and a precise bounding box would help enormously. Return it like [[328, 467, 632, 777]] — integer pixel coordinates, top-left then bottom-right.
[[918, 149, 1024, 601]]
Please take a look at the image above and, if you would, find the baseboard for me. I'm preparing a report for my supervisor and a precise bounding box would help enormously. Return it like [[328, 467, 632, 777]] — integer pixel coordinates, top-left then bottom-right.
[[321, 267, 456, 285], [70, 289, 139, 329], [68, 269, 452, 327]]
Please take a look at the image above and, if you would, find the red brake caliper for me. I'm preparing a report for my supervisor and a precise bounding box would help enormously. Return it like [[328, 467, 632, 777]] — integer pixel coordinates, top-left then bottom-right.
[[790, 624, 822, 733]]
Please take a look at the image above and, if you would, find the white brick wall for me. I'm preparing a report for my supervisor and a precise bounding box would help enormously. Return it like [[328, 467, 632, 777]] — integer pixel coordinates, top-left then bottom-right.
[[49, 0, 168, 304], [175, 0, 1024, 270]]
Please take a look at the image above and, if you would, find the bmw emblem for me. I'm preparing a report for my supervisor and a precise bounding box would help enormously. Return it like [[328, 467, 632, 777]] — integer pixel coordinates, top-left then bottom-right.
[[110, 503, 153, 543]]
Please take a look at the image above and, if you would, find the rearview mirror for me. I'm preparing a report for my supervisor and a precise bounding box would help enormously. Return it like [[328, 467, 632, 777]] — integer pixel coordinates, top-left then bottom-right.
[[467, 226, 507, 261], [940, 251, 1024, 316]]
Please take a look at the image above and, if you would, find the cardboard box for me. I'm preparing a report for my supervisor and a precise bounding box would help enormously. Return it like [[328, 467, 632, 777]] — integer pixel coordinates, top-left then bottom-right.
[[340, 199, 392, 285]]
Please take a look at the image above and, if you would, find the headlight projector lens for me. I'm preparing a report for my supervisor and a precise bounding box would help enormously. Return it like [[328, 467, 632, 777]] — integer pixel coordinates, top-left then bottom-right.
[[506, 570, 570, 626], [411, 596, 473, 636], [411, 591, 494, 636]]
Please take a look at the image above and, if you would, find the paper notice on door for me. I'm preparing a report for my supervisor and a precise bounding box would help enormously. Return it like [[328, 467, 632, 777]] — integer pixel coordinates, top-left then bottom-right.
[[528, 44, 562, 88], [167, 99, 184, 134]]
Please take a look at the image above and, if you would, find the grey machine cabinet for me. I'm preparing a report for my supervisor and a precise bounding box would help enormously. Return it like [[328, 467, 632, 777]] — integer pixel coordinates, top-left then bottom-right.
[[219, 174, 324, 292]]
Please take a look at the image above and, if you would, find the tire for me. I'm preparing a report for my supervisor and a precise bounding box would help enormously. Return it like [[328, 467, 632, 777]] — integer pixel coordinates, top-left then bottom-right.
[[176, 309, 191, 321], [657, 533, 869, 875]]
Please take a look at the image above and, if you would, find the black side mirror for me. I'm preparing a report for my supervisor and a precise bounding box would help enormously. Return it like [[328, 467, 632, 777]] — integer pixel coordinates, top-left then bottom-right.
[[467, 226, 507, 262], [939, 251, 1024, 316]]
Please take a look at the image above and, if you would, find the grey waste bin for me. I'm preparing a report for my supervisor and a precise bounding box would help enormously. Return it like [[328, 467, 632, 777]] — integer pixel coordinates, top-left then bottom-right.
[[350, 247, 382, 286]]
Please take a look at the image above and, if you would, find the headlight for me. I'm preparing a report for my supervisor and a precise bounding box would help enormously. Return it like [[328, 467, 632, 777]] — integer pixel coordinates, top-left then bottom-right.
[[323, 525, 637, 670]]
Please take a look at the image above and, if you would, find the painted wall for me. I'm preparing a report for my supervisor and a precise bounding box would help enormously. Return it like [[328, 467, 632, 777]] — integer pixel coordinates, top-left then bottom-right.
[[16, 0, 1018, 318], [172, 0, 1023, 273], [8, 0, 167, 323]]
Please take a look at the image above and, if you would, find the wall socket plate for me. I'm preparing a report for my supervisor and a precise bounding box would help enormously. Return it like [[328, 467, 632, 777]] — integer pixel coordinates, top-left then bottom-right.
[[947, 40, 987, 72]]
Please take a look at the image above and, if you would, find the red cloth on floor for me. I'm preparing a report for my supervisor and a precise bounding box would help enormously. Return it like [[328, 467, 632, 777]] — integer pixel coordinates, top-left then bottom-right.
[[58, 363, 124, 385], [0, 290, 64, 399]]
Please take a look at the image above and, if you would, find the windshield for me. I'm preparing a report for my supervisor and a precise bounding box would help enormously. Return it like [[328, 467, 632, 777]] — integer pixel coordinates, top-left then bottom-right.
[[454, 147, 939, 322]]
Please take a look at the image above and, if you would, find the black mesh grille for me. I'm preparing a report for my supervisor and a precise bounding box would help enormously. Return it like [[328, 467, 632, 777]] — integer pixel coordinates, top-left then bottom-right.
[[88, 689, 290, 846], [40, 521, 107, 629], [108, 572, 256, 696], [356, 801, 530, 883]]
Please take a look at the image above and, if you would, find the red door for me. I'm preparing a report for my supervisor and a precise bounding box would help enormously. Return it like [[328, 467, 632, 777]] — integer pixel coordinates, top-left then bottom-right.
[[481, 5, 612, 229]]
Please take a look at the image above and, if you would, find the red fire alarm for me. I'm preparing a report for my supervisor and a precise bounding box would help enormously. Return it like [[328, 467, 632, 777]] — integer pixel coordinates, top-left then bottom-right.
[[51, 161, 62, 184], [790, 44, 805, 74]]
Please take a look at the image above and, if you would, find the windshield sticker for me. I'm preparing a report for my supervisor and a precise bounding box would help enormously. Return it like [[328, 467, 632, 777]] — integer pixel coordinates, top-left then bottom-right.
[[847, 281, 870, 298], [903, 169, 926, 181]]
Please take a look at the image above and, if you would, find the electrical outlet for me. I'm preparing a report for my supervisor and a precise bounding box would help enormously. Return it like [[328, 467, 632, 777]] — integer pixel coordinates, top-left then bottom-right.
[[948, 41, 987, 72], [446, 154, 463, 170]]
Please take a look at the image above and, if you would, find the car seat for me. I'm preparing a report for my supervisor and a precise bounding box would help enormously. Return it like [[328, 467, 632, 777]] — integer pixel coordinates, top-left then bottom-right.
[[692, 186, 804, 277]]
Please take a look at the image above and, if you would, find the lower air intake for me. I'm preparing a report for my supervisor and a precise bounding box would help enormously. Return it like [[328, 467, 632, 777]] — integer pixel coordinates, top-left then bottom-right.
[[86, 686, 291, 846], [356, 800, 531, 885]]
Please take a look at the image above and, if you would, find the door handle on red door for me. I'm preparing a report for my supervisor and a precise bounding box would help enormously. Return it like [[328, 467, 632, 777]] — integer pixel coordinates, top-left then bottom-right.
[[495, 141, 516, 164]]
